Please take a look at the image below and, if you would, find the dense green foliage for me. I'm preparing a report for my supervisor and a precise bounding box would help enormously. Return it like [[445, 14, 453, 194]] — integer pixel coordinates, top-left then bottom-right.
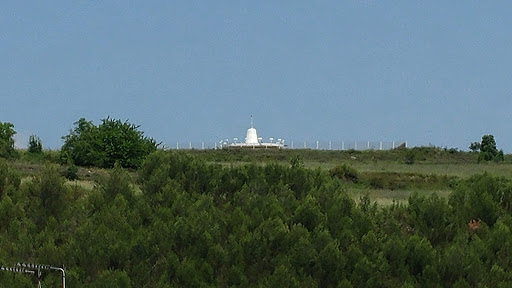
[[2, 151, 512, 286], [329, 164, 359, 183], [478, 134, 504, 162], [469, 141, 481, 153], [61, 117, 158, 169], [0, 122, 18, 159], [27, 135, 42, 154]]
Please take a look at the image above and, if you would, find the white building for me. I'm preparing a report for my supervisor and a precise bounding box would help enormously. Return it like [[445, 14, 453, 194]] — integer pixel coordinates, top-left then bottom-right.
[[226, 117, 285, 149]]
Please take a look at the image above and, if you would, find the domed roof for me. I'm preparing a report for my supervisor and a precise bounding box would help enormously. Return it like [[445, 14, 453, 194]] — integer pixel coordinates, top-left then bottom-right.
[[245, 127, 259, 144]]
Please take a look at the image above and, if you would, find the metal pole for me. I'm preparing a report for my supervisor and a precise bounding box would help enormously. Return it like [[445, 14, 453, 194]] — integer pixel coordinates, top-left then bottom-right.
[[50, 266, 65, 288], [12, 263, 65, 288]]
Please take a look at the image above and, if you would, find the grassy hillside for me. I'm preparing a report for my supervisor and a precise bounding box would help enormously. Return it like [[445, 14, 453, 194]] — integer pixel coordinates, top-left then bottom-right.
[[185, 146, 512, 205], [9, 146, 512, 206]]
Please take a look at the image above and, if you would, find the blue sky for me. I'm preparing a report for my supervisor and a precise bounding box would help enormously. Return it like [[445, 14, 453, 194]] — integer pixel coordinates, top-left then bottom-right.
[[1, 1, 512, 151]]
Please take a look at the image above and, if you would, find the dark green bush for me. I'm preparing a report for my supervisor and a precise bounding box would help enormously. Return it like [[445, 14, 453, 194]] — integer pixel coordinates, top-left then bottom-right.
[[404, 150, 415, 165], [329, 164, 359, 183], [62, 164, 79, 180], [368, 175, 386, 189]]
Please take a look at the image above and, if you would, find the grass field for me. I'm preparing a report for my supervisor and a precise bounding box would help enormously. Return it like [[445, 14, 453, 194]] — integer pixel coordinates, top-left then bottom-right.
[[312, 161, 512, 205], [348, 187, 452, 206], [10, 147, 512, 206], [306, 161, 512, 178]]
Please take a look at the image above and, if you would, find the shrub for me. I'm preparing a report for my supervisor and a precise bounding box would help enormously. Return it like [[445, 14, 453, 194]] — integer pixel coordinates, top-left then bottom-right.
[[27, 135, 42, 154], [329, 164, 359, 183], [404, 150, 415, 165], [368, 175, 386, 189], [62, 164, 79, 181]]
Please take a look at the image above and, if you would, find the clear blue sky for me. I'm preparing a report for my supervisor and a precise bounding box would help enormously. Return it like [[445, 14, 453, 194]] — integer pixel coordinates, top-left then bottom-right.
[[2, 1, 511, 151]]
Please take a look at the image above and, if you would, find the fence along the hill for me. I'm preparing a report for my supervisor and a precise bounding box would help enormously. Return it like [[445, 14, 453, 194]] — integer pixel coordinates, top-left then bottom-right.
[[169, 140, 407, 150]]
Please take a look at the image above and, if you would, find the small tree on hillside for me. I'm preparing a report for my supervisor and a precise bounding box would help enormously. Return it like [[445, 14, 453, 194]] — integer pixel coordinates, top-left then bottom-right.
[[478, 134, 504, 162], [469, 142, 481, 153], [0, 122, 18, 159], [28, 134, 43, 154]]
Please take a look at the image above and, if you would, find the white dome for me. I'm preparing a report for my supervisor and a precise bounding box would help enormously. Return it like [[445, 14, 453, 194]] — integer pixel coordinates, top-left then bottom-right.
[[245, 127, 259, 144]]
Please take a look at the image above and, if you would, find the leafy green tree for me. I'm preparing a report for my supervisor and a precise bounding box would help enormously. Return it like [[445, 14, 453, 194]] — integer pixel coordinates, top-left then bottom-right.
[[27, 166, 70, 224], [88, 269, 132, 288], [0, 159, 21, 196], [266, 264, 299, 288], [0, 122, 18, 159], [292, 194, 325, 231], [27, 134, 42, 154], [449, 174, 503, 227], [98, 118, 158, 168], [478, 134, 504, 162], [469, 141, 481, 152], [61, 117, 158, 168], [61, 118, 102, 166]]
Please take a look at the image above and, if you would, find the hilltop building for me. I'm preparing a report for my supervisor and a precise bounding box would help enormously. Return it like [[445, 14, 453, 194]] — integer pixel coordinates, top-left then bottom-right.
[[225, 117, 285, 149]]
